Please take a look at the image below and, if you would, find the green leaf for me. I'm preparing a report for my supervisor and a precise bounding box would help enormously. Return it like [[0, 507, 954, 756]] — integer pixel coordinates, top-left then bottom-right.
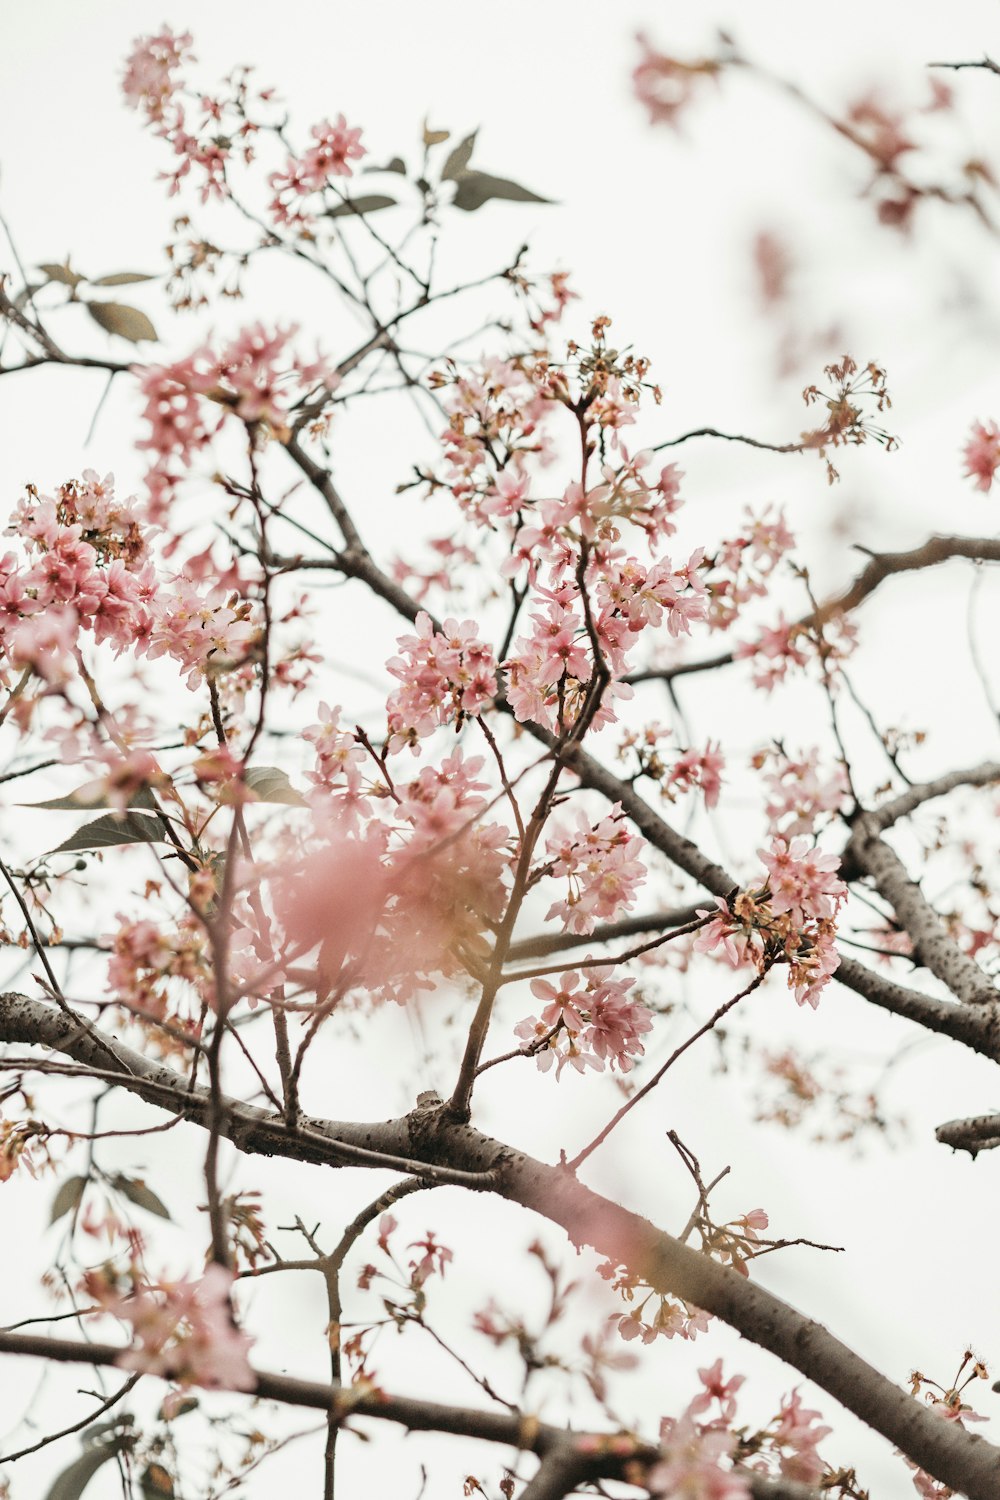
[[441, 130, 478, 182], [112, 1174, 171, 1220], [38, 262, 84, 288], [50, 811, 168, 856], [362, 156, 406, 175], [45, 1438, 129, 1500], [141, 1464, 176, 1499], [452, 170, 552, 213], [50, 1174, 86, 1224], [86, 300, 158, 343], [90, 272, 155, 286], [326, 194, 398, 219], [25, 784, 159, 814], [243, 765, 307, 806]]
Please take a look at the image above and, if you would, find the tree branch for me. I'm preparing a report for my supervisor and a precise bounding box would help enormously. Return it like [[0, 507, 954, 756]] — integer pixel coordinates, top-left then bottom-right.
[[935, 1113, 1000, 1156], [626, 536, 1000, 686], [2, 994, 1000, 1496], [844, 817, 999, 1005]]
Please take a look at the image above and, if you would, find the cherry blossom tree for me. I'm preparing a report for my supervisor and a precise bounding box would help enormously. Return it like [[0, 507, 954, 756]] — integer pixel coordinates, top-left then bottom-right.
[[2, 13, 1000, 1500]]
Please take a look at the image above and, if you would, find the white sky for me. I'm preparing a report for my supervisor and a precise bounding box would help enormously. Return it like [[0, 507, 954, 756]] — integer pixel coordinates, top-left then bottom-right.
[[4, 3, 1000, 1497]]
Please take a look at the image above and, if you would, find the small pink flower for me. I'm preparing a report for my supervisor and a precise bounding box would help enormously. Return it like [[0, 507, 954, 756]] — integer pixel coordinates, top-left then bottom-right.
[[963, 420, 1000, 493]]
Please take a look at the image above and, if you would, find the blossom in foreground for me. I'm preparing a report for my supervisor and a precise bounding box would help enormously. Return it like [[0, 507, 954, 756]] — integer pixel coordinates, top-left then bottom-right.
[[963, 419, 1000, 493], [91, 1265, 255, 1391], [649, 1412, 749, 1500]]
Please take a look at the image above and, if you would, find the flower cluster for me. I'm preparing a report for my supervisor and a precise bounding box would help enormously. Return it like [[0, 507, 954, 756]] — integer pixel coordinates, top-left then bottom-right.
[[270, 750, 510, 1006], [695, 837, 847, 1006], [122, 26, 194, 123], [753, 745, 849, 836], [633, 36, 722, 131], [734, 610, 857, 692], [124, 30, 272, 201], [303, 702, 367, 798], [904, 1354, 991, 1499], [599, 1258, 711, 1346], [137, 324, 336, 516], [431, 356, 551, 512], [666, 741, 725, 809], [385, 613, 498, 753], [0, 473, 260, 706], [543, 804, 647, 935], [703, 507, 796, 632], [269, 114, 366, 226], [514, 967, 653, 1078], [87, 1263, 255, 1392], [963, 419, 1000, 493], [617, 723, 724, 809], [646, 1367, 751, 1495], [106, 913, 213, 1033]]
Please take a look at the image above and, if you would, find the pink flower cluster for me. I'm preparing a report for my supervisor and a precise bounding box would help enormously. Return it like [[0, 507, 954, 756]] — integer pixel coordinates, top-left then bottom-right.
[[514, 967, 653, 1078], [269, 114, 366, 225], [544, 804, 647, 934], [0, 472, 255, 699], [649, 1363, 749, 1499], [436, 357, 552, 510], [303, 702, 366, 796], [667, 741, 725, 808], [704, 507, 796, 632], [137, 324, 337, 517], [123, 29, 268, 201], [761, 836, 844, 927], [0, 473, 156, 685], [756, 746, 849, 836], [766, 1389, 832, 1485], [122, 27, 193, 122], [106, 912, 212, 1029], [272, 751, 510, 1006], [385, 612, 498, 753], [695, 837, 847, 1007], [647, 1365, 831, 1497], [963, 419, 1000, 493], [633, 35, 720, 130], [90, 1264, 255, 1392], [734, 610, 857, 692]]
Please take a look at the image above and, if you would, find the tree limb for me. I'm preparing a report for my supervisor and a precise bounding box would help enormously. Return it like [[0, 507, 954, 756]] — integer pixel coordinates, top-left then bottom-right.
[[2, 992, 1000, 1496]]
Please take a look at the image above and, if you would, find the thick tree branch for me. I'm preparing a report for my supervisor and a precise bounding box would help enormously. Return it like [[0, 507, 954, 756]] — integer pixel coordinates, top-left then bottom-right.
[[844, 817, 999, 1005], [0, 1328, 829, 1499], [935, 1113, 1000, 1155], [0, 1329, 652, 1482], [835, 955, 1000, 1061], [865, 761, 1000, 835]]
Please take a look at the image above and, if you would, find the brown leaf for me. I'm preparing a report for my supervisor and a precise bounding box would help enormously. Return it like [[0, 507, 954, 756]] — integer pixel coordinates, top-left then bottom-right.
[[86, 300, 157, 343]]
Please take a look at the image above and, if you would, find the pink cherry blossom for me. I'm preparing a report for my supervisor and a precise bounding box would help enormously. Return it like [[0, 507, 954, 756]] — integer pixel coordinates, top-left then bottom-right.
[[690, 1359, 745, 1424], [544, 805, 647, 934], [963, 419, 1000, 493], [759, 836, 846, 927], [98, 1264, 255, 1392], [386, 612, 498, 752]]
